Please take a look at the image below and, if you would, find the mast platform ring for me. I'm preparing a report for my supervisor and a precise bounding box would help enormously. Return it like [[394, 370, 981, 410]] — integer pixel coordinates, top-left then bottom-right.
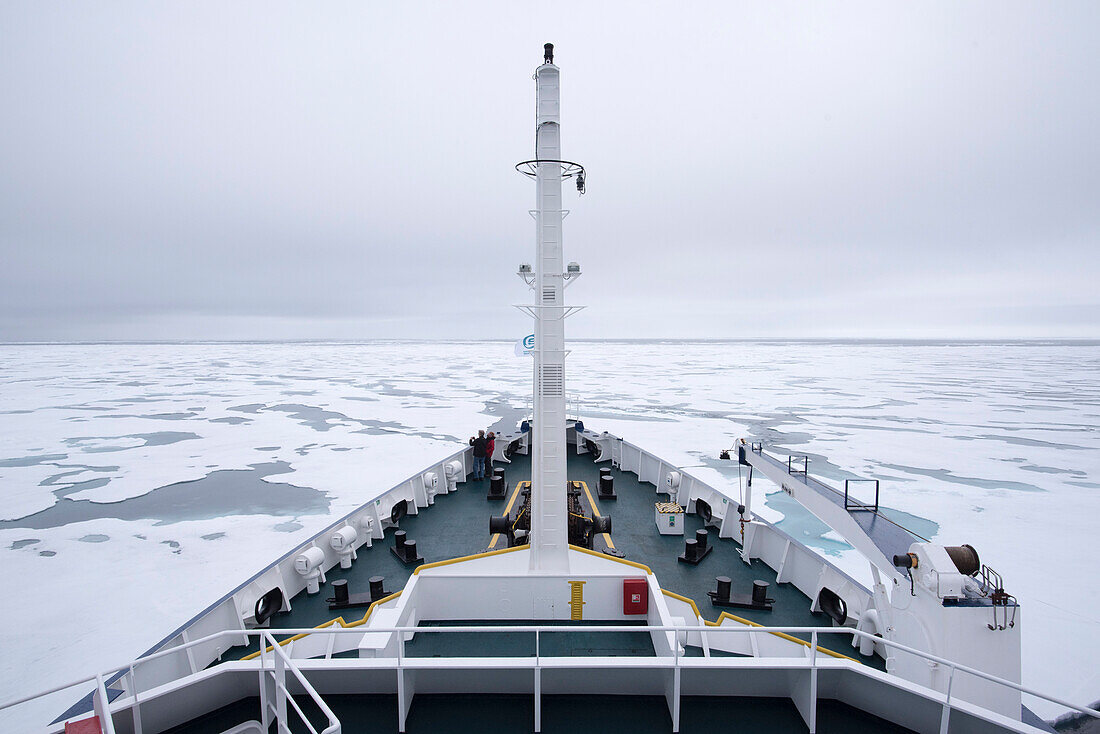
[[515, 159, 586, 184]]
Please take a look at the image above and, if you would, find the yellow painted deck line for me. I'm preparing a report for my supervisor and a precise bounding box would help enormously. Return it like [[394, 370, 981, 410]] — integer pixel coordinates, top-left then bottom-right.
[[569, 544, 653, 574], [576, 480, 615, 550], [243, 547, 528, 659], [489, 481, 529, 549], [660, 589, 855, 661], [240, 590, 403, 661], [239, 561, 848, 664]]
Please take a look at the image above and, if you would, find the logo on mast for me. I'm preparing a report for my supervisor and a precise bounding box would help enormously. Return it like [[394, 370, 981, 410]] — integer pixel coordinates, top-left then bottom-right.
[[514, 333, 535, 357]]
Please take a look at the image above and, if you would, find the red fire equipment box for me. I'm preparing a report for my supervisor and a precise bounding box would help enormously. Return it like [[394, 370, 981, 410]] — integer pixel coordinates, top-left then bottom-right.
[[65, 717, 101, 734], [623, 577, 648, 615]]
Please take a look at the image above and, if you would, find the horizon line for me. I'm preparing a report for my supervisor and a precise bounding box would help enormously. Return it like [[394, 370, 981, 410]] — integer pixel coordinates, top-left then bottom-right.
[[3, 337, 1099, 346]]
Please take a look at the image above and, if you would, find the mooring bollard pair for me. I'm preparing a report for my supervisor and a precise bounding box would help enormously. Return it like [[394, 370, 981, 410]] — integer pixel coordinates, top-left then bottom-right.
[[327, 575, 390, 611], [678, 528, 712, 564], [708, 576, 775, 612]]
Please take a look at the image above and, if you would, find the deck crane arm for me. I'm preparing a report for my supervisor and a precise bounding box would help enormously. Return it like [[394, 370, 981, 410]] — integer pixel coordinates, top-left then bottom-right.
[[734, 440, 914, 583]]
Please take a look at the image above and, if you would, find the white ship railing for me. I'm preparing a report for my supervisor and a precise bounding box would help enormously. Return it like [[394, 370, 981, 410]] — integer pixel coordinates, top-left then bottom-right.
[[255, 632, 341, 734], [4, 625, 1096, 734], [1, 630, 340, 734]]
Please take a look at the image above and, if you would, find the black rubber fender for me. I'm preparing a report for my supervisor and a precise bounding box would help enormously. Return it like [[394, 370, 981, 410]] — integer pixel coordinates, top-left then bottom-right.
[[696, 499, 713, 524], [817, 587, 848, 625], [254, 587, 284, 626]]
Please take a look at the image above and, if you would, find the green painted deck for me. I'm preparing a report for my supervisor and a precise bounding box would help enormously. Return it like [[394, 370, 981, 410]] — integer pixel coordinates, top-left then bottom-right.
[[555, 451, 828, 629], [409, 620, 655, 658], [250, 450, 835, 636], [224, 447, 884, 670], [164, 694, 915, 734], [171, 448, 904, 733]]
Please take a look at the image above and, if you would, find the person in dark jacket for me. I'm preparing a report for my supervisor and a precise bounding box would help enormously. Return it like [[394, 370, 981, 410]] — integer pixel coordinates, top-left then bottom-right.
[[469, 430, 488, 480], [484, 432, 496, 477]]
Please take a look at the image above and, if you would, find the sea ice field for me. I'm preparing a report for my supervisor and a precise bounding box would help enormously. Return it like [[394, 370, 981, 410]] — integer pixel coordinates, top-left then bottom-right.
[[0, 340, 1097, 728]]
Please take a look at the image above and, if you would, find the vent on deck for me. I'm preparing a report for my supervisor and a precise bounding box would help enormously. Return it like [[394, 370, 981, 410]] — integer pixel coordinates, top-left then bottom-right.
[[542, 286, 556, 303], [539, 364, 564, 396]]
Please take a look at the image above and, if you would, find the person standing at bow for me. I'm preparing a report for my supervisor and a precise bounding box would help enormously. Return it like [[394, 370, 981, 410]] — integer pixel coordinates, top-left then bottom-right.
[[485, 432, 496, 477], [469, 430, 488, 480]]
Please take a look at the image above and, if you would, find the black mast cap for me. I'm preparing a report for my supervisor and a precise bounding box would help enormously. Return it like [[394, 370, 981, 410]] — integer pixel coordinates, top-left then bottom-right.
[[544, 43, 554, 64]]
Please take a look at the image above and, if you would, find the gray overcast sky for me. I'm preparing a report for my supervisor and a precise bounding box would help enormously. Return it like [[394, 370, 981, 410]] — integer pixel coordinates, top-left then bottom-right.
[[1, 2, 1097, 341]]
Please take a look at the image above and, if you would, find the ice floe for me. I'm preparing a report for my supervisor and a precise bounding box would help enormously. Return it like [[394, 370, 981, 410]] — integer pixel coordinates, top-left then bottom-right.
[[0, 340, 1096, 726]]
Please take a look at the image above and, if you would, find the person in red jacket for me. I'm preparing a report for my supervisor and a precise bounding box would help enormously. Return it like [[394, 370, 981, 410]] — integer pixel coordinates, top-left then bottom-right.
[[485, 432, 496, 477]]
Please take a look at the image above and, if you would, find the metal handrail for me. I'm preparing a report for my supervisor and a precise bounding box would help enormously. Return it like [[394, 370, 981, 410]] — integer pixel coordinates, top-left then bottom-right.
[[5, 624, 1096, 724], [93, 674, 116, 734], [262, 632, 340, 734], [1, 628, 340, 734]]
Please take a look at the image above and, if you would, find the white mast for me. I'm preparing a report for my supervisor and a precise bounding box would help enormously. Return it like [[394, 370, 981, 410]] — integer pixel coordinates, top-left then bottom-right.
[[519, 44, 584, 572]]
